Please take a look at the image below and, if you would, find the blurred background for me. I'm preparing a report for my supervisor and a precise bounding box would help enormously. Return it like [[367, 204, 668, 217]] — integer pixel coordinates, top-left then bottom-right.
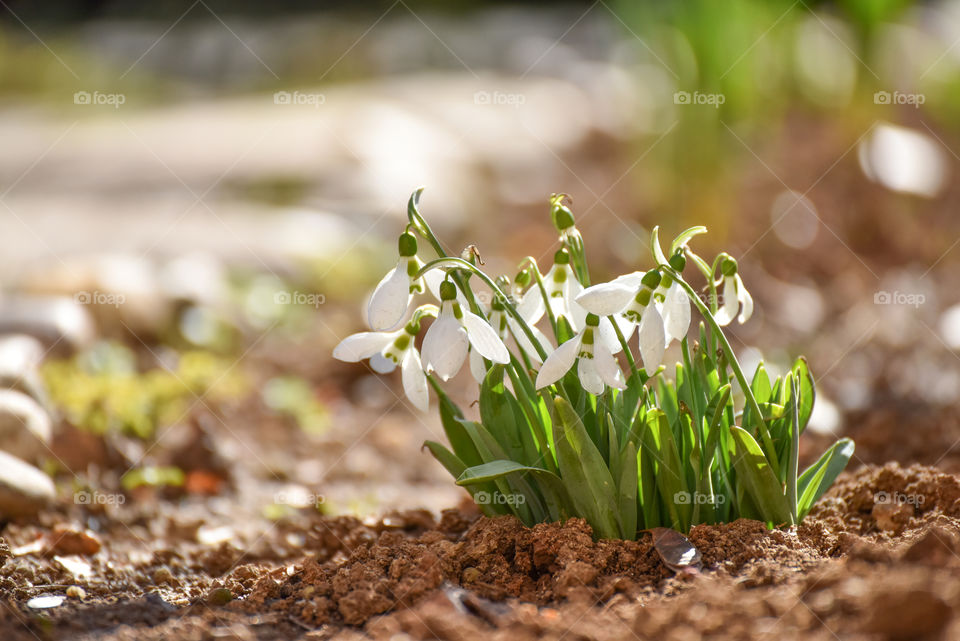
[[1, 0, 960, 527]]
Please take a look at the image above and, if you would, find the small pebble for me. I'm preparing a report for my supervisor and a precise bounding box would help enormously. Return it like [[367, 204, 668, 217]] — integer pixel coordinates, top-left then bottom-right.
[[461, 567, 481, 583], [153, 567, 174, 585], [27, 595, 64, 609], [66, 586, 86, 599], [207, 587, 233, 606]]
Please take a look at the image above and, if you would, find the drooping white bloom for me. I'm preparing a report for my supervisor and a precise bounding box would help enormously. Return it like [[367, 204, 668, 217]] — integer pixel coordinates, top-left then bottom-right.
[[714, 270, 753, 326], [333, 319, 430, 411], [535, 313, 625, 394], [576, 269, 666, 372], [486, 291, 553, 364], [543, 249, 587, 331], [421, 281, 511, 381], [367, 231, 444, 331]]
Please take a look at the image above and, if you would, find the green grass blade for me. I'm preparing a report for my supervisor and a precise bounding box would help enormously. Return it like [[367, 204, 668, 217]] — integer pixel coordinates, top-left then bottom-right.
[[729, 426, 794, 526], [797, 438, 855, 519]]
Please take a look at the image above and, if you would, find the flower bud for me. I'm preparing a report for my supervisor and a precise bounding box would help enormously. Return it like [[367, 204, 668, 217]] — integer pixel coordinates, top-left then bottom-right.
[[398, 232, 418, 257]]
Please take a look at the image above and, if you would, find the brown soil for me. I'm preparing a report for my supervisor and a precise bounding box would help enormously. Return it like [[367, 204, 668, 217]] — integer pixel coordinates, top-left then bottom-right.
[[6, 462, 960, 640]]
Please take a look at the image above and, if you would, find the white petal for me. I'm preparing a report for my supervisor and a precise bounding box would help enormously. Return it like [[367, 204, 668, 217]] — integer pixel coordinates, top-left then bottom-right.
[[617, 315, 637, 342], [662, 281, 691, 346], [612, 271, 645, 288], [422, 267, 446, 300], [594, 343, 626, 390], [462, 311, 510, 364], [370, 352, 396, 374], [714, 277, 738, 326], [737, 275, 754, 324], [401, 349, 429, 411], [598, 317, 623, 354], [578, 356, 605, 395], [575, 281, 635, 316], [468, 346, 487, 384], [566, 277, 587, 330], [535, 335, 582, 389], [511, 320, 552, 363], [421, 315, 469, 381], [517, 288, 546, 324], [367, 261, 412, 331], [638, 306, 666, 372], [333, 332, 394, 362]]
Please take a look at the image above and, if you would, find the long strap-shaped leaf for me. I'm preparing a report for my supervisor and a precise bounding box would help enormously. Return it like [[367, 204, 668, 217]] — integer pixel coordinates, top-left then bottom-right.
[[729, 426, 794, 526], [797, 438, 855, 519], [456, 460, 573, 522], [553, 397, 622, 539]]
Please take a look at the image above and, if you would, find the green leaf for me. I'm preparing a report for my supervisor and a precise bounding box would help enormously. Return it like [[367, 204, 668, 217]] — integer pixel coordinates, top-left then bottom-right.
[[480, 365, 537, 463], [729, 426, 794, 526], [797, 438, 855, 519], [701, 384, 732, 475], [423, 441, 507, 516], [640, 409, 690, 531], [618, 440, 639, 540], [456, 460, 573, 522], [553, 397, 621, 539], [456, 418, 544, 523], [431, 381, 483, 467], [792, 357, 816, 433]]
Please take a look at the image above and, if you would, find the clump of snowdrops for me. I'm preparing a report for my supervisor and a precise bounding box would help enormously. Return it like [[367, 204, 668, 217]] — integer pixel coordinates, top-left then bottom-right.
[[334, 189, 854, 539]]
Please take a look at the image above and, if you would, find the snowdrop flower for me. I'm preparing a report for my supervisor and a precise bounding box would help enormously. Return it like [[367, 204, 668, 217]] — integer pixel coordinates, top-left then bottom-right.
[[367, 231, 444, 331], [535, 313, 625, 394], [713, 257, 753, 326], [576, 269, 666, 372], [543, 249, 587, 331], [421, 281, 511, 381], [333, 313, 432, 411], [487, 291, 553, 365], [654, 253, 691, 348]]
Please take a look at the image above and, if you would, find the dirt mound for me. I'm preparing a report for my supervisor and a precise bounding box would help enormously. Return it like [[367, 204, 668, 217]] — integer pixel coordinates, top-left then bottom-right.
[[240, 462, 960, 633], [7, 462, 960, 640]]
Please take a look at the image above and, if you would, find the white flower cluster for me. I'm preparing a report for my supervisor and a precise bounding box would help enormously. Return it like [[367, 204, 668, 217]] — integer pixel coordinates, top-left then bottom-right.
[[334, 209, 753, 411]]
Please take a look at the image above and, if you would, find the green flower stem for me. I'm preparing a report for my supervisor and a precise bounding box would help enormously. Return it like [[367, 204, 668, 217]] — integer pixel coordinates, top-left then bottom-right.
[[608, 316, 640, 382], [406, 189, 484, 317], [521, 256, 560, 339], [659, 265, 781, 478]]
